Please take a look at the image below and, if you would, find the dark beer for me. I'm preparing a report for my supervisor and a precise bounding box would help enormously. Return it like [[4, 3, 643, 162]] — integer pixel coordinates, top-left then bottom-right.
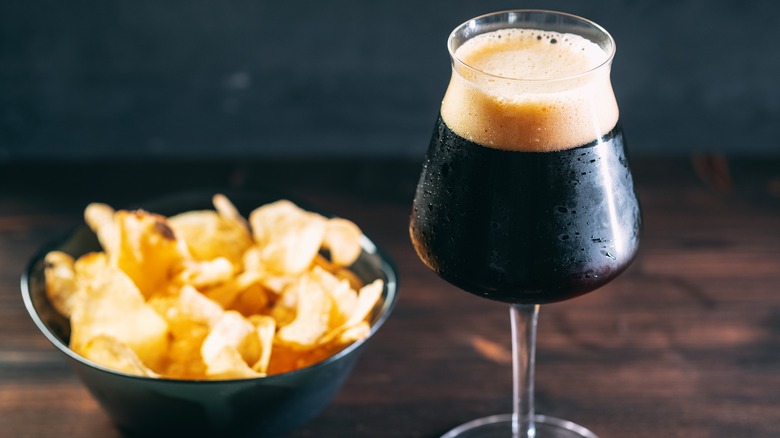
[[410, 117, 640, 304], [410, 26, 640, 304]]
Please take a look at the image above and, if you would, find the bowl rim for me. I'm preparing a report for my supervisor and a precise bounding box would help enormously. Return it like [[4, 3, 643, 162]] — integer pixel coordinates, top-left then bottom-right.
[[20, 191, 399, 384]]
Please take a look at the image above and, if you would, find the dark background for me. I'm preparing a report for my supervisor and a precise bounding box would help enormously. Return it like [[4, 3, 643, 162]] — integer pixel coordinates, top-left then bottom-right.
[[2, 0, 779, 162]]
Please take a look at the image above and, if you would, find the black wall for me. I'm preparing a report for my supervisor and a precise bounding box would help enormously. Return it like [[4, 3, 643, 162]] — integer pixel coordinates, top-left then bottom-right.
[[2, 0, 779, 162]]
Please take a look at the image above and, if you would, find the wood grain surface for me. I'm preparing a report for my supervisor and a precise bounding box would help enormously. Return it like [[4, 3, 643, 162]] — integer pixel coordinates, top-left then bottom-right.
[[1, 156, 779, 437]]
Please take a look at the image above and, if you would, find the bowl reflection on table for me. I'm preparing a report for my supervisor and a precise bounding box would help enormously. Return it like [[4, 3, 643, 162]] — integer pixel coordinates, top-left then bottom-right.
[[20, 190, 399, 438]]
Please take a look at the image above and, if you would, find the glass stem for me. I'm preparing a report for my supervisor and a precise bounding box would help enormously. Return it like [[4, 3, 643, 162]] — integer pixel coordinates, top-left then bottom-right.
[[511, 303, 540, 438]]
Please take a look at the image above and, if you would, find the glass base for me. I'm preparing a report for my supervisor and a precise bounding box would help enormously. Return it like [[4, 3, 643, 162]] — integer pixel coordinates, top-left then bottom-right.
[[441, 414, 598, 438]]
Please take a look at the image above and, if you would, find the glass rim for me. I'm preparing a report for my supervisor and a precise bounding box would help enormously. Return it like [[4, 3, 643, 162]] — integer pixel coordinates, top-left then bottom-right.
[[447, 9, 617, 83]]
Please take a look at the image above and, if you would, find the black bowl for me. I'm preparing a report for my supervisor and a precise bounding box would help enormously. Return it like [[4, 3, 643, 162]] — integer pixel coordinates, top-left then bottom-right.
[[21, 190, 399, 438]]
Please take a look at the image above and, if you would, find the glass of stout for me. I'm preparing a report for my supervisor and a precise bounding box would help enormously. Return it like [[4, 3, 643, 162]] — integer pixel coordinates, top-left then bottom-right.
[[410, 10, 641, 438]]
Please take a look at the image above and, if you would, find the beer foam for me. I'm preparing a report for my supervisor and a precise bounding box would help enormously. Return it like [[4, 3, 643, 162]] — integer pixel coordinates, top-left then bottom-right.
[[441, 28, 619, 151]]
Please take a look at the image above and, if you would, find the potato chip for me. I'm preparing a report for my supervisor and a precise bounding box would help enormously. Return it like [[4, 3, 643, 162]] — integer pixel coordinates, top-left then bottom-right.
[[265, 343, 334, 375], [113, 210, 184, 299], [204, 346, 262, 379], [43, 251, 81, 319], [84, 203, 118, 256], [318, 279, 383, 346], [242, 246, 300, 295], [201, 311, 261, 372], [323, 217, 363, 266], [274, 275, 332, 349], [176, 257, 235, 289], [313, 255, 364, 291], [169, 209, 252, 265], [333, 321, 371, 345], [148, 285, 224, 336], [80, 334, 159, 377], [69, 256, 169, 371], [249, 200, 327, 275], [249, 315, 276, 374], [269, 282, 298, 328], [295, 322, 371, 369], [73, 251, 109, 279], [343, 279, 383, 328], [147, 285, 223, 379], [229, 283, 273, 317], [164, 324, 209, 379], [212, 193, 250, 231], [309, 266, 358, 329], [203, 270, 264, 309]]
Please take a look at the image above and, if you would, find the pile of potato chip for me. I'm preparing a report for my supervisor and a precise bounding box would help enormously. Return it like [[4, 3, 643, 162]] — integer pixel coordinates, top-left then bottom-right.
[[43, 195, 384, 380]]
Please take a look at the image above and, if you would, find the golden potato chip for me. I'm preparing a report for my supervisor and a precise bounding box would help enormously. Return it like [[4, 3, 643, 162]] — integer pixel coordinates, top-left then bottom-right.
[[80, 334, 159, 377], [73, 251, 109, 279], [269, 282, 297, 328], [229, 283, 273, 317], [203, 270, 264, 309], [169, 209, 252, 265], [146, 285, 221, 380], [84, 203, 118, 255], [345, 279, 383, 327], [241, 244, 263, 271], [249, 200, 327, 275], [242, 246, 300, 295], [148, 285, 224, 336], [323, 217, 363, 266], [113, 210, 184, 299], [201, 311, 261, 371], [163, 323, 210, 379], [176, 257, 235, 289], [274, 322, 369, 372], [333, 321, 371, 345], [44, 251, 82, 319], [309, 266, 358, 329], [313, 255, 364, 291], [249, 315, 276, 374], [318, 279, 383, 346], [69, 256, 169, 371], [206, 347, 262, 379], [274, 275, 332, 349], [212, 193, 250, 231], [265, 343, 340, 375], [308, 322, 370, 367]]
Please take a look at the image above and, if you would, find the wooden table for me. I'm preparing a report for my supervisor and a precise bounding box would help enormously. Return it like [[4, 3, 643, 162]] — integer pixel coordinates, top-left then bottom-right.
[[1, 156, 779, 437]]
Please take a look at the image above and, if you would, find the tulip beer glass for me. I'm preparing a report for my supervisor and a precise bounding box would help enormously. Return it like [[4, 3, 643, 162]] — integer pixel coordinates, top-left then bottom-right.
[[410, 10, 641, 438]]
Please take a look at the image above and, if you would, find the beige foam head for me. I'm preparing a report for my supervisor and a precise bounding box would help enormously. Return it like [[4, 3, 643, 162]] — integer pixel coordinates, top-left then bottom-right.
[[441, 28, 619, 152]]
